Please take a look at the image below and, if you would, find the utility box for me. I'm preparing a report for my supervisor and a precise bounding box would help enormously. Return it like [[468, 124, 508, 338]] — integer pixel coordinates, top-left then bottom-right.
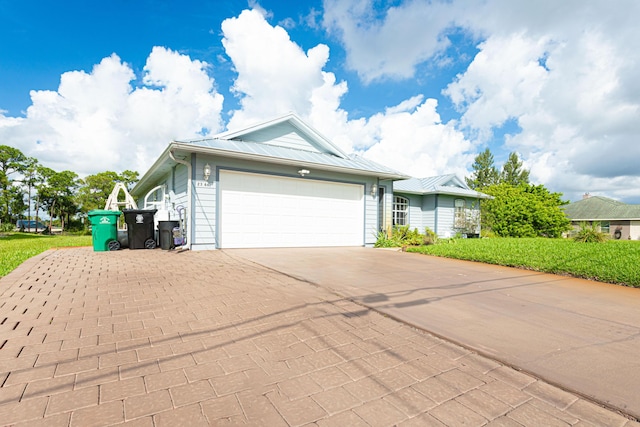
[[87, 210, 121, 252]]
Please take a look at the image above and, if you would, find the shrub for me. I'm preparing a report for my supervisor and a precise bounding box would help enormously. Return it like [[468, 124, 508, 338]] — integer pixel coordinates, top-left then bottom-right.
[[374, 226, 437, 247], [0, 222, 14, 232], [374, 229, 402, 248], [573, 222, 608, 243], [423, 227, 437, 245], [480, 228, 495, 238], [403, 227, 424, 246]]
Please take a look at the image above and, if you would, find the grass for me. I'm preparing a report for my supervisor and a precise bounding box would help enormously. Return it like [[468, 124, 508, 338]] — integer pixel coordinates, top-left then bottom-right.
[[0, 232, 92, 278], [407, 237, 640, 288]]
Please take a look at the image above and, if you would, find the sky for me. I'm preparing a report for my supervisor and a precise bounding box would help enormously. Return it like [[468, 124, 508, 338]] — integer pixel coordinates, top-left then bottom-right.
[[1, 0, 639, 203]]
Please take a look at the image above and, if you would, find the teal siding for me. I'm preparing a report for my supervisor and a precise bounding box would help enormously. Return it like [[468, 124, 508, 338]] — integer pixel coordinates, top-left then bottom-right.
[[436, 196, 481, 237], [170, 164, 189, 210], [191, 157, 216, 249], [437, 197, 456, 238], [406, 194, 424, 231], [422, 195, 436, 232]]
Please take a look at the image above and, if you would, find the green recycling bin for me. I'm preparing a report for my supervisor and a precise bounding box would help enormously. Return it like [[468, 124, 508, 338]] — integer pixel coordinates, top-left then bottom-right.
[[87, 210, 121, 252]]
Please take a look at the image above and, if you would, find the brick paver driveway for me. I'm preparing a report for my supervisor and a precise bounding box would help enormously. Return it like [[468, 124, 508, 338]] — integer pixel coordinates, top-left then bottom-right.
[[0, 247, 637, 426]]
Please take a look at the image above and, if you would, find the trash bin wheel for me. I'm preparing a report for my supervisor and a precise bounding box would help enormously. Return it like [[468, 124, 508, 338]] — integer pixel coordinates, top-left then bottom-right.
[[107, 240, 121, 251], [144, 238, 157, 249]]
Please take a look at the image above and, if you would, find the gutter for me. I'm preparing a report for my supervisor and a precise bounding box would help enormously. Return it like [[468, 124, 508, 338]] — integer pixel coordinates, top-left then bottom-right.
[[169, 147, 192, 251]]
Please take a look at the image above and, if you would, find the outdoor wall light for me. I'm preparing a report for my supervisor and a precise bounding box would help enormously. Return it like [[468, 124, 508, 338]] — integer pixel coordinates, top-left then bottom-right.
[[298, 169, 310, 177], [370, 184, 378, 197], [203, 163, 211, 181]]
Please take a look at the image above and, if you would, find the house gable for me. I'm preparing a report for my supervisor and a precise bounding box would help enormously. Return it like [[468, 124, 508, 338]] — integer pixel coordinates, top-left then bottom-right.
[[227, 122, 324, 154], [215, 113, 349, 158], [436, 175, 467, 190]]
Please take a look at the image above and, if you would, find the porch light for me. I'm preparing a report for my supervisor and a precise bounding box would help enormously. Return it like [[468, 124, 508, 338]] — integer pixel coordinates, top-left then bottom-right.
[[370, 185, 378, 197], [203, 163, 211, 181], [298, 169, 310, 177]]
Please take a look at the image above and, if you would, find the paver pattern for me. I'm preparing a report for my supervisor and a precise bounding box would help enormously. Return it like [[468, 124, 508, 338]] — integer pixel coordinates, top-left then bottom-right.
[[0, 247, 637, 426]]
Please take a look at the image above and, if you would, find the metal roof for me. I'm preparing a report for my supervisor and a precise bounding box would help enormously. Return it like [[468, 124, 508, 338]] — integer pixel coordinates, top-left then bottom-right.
[[176, 137, 409, 179], [563, 196, 640, 220], [394, 175, 492, 199], [132, 115, 410, 198]]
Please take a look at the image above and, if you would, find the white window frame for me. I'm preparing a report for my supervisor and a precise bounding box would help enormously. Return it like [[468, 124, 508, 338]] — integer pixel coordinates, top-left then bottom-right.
[[393, 195, 409, 226]]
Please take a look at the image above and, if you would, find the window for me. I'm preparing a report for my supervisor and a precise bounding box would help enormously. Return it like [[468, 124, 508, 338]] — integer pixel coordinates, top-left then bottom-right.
[[393, 196, 408, 226], [600, 221, 610, 233], [454, 199, 466, 228]]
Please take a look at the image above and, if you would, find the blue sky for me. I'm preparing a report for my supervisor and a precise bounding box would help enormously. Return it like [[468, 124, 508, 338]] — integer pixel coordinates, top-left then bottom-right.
[[1, 0, 639, 203]]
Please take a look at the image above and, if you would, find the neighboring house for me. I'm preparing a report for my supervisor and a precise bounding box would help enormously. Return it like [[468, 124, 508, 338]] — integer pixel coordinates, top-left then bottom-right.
[[392, 176, 492, 238], [563, 194, 640, 240], [131, 113, 410, 250]]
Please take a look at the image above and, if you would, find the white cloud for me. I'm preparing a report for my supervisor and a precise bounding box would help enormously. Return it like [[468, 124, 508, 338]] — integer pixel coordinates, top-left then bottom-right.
[[448, 22, 640, 201], [444, 33, 551, 136], [0, 48, 223, 177], [351, 98, 473, 178], [323, 0, 640, 201], [4, 1, 640, 204], [220, 7, 475, 179], [221, 9, 334, 129], [322, 0, 458, 83]]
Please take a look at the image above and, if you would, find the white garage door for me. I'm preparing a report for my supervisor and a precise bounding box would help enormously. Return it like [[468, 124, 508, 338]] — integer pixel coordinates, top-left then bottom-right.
[[220, 170, 364, 248]]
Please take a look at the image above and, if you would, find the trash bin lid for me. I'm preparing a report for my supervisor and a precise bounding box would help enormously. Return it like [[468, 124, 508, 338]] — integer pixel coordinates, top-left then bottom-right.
[[122, 209, 158, 214], [87, 210, 121, 225], [88, 209, 121, 217]]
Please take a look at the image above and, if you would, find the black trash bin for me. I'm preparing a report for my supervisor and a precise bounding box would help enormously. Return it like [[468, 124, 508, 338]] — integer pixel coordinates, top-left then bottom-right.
[[158, 220, 180, 250], [123, 209, 157, 249]]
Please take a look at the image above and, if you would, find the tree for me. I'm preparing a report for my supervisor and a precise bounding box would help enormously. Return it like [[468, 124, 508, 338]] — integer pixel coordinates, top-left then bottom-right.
[[119, 170, 139, 190], [500, 152, 530, 186], [481, 183, 571, 238], [37, 168, 79, 231], [466, 148, 499, 190], [17, 157, 40, 230], [6, 186, 27, 226], [76, 170, 139, 215], [0, 145, 28, 224]]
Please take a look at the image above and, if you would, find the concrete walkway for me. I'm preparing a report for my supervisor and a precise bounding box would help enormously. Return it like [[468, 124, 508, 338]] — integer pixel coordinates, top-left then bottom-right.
[[231, 247, 640, 422], [0, 247, 636, 426]]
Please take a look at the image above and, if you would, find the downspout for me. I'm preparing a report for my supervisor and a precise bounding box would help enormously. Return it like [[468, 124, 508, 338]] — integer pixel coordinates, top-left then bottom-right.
[[169, 147, 192, 250]]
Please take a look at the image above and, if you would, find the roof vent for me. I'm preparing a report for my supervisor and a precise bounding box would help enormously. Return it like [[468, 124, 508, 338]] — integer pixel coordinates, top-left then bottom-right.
[[583, 193, 591, 199]]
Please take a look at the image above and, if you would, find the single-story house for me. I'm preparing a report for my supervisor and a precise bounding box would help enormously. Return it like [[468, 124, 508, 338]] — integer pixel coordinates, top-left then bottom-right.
[[131, 113, 489, 249], [563, 194, 640, 240]]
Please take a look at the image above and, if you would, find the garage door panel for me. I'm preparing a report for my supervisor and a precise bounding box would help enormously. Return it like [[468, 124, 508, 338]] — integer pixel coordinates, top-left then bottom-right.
[[220, 171, 364, 248]]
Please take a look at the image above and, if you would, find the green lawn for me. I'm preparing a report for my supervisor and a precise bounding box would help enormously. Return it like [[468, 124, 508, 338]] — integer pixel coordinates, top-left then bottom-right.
[[408, 238, 640, 287], [0, 233, 92, 278]]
